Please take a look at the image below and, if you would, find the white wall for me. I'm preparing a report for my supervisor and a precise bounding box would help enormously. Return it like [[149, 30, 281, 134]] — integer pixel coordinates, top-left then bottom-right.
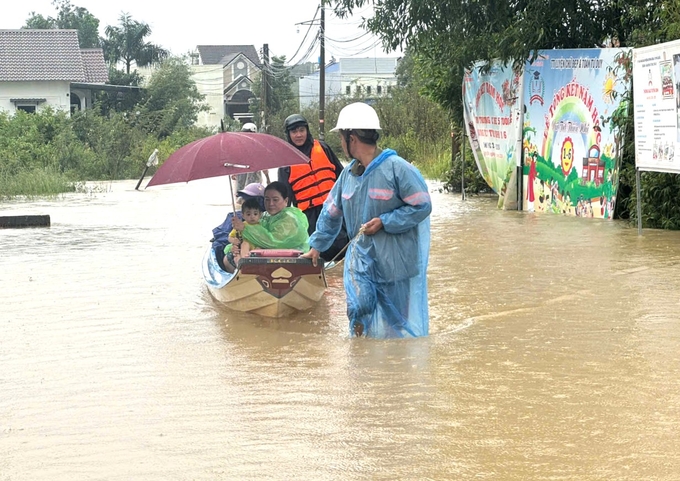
[[298, 58, 399, 109], [0, 81, 71, 115], [299, 72, 343, 109], [191, 64, 225, 130]]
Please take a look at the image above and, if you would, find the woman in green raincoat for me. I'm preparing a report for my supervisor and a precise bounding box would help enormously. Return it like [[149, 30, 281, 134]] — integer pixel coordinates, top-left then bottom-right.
[[229, 181, 309, 272]]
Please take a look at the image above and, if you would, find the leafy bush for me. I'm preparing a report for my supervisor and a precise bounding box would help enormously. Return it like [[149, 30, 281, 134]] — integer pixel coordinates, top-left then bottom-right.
[[444, 147, 491, 194]]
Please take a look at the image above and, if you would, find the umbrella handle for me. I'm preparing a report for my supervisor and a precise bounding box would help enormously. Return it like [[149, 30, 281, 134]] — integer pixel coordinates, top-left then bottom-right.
[[229, 178, 238, 215]]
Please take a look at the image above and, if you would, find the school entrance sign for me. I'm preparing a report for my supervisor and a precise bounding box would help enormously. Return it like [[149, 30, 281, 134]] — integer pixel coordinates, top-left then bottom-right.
[[464, 48, 631, 219]]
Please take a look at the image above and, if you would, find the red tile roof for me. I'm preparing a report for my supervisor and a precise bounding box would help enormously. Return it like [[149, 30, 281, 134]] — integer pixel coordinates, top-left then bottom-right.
[[80, 48, 109, 83], [0, 29, 90, 82]]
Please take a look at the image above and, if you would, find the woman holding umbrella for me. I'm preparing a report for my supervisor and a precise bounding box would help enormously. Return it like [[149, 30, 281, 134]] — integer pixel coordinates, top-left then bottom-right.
[[226, 181, 309, 273]]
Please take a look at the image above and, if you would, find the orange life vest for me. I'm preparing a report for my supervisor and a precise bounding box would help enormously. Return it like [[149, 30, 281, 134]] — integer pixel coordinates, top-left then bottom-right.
[[288, 140, 337, 211]]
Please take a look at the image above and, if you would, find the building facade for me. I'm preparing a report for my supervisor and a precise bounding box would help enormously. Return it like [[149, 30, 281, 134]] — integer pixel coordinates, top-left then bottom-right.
[[0, 29, 108, 115], [192, 45, 262, 129], [298, 57, 400, 109]]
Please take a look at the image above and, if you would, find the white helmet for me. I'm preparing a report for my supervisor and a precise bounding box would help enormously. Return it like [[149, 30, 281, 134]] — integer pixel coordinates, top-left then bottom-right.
[[241, 122, 257, 132], [331, 102, 382, 131]]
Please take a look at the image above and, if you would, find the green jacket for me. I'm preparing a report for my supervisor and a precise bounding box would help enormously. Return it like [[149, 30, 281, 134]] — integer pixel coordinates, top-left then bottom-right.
[[242, 206, 309, 252]]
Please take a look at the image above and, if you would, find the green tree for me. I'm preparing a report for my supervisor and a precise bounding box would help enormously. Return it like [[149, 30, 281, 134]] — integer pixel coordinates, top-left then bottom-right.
[[24, 0, 100, 48], [329, 0, 657, 122], [102, 13, 169, 74], [95, 69, 144, 115], [133, 57, 208, 139]]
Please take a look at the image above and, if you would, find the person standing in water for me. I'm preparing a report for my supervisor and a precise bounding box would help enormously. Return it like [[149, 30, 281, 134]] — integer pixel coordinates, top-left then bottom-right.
[[301, 103, 432, 339]]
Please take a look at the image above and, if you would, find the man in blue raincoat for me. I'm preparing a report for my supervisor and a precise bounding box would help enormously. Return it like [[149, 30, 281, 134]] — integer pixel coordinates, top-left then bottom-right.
[[301, 102, 432, 338]]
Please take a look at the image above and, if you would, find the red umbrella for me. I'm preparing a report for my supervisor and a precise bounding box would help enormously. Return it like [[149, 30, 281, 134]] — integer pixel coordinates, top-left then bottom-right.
[[146, 132, 309, 187]]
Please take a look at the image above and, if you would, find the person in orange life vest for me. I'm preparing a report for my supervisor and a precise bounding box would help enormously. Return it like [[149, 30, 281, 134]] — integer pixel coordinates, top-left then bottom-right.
[[278, 113, 348, 262]]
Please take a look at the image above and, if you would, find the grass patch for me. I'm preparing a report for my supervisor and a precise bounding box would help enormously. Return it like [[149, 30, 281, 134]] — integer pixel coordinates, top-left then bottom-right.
[[414, 149, 453, 180], [0, 169, 75, 200]]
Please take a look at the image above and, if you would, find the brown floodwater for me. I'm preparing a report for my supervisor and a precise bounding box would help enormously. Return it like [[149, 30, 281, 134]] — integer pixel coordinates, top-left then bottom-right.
[[2, 177, 680, 480]]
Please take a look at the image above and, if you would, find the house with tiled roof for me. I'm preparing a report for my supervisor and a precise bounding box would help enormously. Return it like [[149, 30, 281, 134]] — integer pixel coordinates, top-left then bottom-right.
[[191, 45, 262, 127], [0, 29, 110, 115]]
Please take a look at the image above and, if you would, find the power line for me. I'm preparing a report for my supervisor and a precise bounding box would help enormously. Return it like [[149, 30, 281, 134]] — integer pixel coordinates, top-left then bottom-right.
[[286, 5, 320, 65], [325, 31, 371, 43]]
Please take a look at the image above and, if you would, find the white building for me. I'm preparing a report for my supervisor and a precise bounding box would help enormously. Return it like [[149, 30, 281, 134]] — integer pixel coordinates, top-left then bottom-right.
[[0, 29, 109, 115], [298, 57, 400, 109]]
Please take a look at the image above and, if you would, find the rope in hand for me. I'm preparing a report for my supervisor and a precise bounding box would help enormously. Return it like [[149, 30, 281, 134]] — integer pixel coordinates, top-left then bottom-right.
[[326, 225, 366, 266]]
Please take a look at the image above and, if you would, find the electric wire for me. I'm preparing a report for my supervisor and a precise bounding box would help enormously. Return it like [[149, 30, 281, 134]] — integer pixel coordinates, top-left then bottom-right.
[[286, 5, 320, 65]]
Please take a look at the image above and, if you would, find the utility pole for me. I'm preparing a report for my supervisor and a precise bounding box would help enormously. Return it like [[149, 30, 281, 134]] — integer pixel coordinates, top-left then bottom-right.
[[262, 43, 269, 133], [319, 1, 325, 141]]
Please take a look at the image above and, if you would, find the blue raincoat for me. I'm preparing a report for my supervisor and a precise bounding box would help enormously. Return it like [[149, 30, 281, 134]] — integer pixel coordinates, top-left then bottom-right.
[[310, 149, 432, 338]]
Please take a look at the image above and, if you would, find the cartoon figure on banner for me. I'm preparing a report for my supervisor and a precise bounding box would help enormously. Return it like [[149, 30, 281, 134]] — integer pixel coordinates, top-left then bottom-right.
[[550, 178, 559, 212], [529, 71, 545, 106], [526, 151, 537, 212], [560, 136, 574, 176], [581, 145, 605, 186], [602, 72, 617, 104]]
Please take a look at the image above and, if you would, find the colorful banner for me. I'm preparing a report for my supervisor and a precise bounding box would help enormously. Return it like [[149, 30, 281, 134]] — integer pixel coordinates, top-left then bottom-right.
[[463, 61, 523, 205], [522, 48, 629, 218], [632, 40, 680, 174]]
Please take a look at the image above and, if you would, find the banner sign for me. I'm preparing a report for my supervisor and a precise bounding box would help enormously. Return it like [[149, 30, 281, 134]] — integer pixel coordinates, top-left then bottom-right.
[[463, 61, 523, 204], [521, 48, 629, 218], [632, 40, 680, 174]]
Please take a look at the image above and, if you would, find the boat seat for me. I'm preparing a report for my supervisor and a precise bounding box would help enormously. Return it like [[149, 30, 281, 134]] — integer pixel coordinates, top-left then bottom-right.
[[249, 249, 303, 258]]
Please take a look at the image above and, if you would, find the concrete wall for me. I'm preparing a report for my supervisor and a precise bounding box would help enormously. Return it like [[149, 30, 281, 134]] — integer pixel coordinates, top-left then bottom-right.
[[0, 81, 71, 115]]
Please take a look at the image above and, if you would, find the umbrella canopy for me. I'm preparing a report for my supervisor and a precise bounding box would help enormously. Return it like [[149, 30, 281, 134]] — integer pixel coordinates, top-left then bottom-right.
[[146, 132, 309, 187]]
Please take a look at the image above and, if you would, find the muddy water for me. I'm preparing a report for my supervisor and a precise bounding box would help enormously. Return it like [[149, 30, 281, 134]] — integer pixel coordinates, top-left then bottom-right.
[[2, 178, 680, 480]]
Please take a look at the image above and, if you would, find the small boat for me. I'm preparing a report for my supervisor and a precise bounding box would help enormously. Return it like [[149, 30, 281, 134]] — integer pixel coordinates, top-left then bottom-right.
[[202, 247, 328, 318]]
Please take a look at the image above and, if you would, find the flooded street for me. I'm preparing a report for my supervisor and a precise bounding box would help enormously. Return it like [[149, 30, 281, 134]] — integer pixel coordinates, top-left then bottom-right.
[[2, 178, 680, 480]]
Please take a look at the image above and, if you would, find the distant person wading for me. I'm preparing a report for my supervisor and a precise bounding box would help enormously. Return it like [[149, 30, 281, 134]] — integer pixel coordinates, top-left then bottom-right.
[[233, 122, 270, 192]]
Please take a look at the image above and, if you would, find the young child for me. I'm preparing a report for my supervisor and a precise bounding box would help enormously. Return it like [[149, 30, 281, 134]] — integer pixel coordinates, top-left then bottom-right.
[[223, 197, 263, 269]]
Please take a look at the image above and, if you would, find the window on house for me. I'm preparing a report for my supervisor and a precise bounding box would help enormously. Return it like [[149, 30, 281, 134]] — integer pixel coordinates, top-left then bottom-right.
[[377, 85, 382, 95], [234, 60, 247, 79], [346, 85, 351, 95], [356, 85, 361, 95], [11, 98, 45, 113], [367, 86, 372, 95]]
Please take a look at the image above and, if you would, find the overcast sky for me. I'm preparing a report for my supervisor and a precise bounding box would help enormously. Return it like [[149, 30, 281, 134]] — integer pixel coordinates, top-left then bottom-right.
[[4, 0, 401, 63]]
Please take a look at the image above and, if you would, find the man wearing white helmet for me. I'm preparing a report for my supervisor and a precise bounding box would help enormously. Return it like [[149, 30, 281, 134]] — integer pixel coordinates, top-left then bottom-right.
[[301, 102, 432, 338], [233, 122, 270, 192]]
